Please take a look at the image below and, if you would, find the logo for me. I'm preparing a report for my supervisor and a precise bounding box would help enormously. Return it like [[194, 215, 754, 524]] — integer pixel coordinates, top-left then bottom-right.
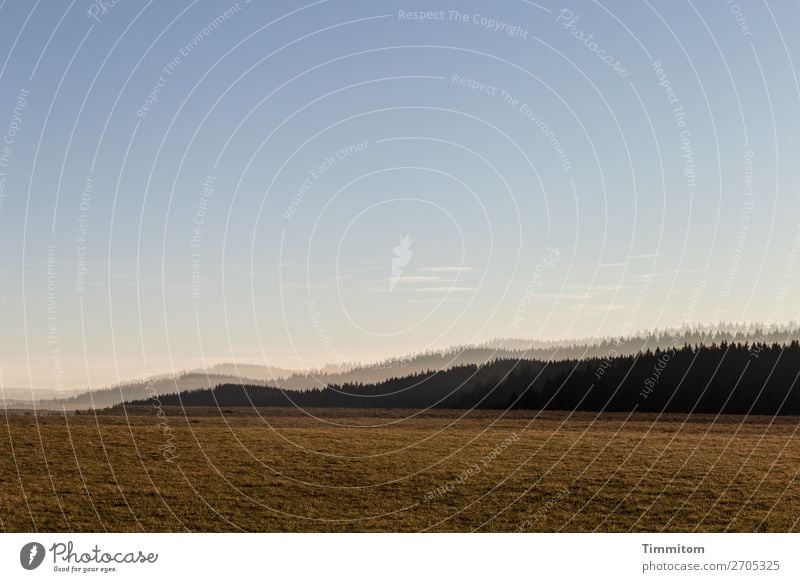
[[390, 235, 413, 291], [20, 542, 45, 570]]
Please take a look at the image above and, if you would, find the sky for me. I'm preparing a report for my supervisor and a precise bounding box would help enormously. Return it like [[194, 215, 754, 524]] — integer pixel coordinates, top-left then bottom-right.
[[0, 0, 799, 393]]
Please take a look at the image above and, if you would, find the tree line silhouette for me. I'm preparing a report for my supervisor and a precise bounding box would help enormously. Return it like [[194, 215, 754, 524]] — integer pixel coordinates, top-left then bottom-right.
[[123, 342, 800, 415], [37, 324, 799, 410]]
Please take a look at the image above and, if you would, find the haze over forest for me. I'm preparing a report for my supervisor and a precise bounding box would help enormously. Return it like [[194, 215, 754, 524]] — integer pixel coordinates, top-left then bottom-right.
[[7, 322, 798, 411]]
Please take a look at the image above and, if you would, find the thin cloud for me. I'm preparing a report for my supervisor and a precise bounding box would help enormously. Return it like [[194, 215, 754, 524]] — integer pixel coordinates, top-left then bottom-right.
[[365, 284, 476, 294], [562, 284, 627, 292], [597, 262, 628, 268], [417, 286, 477, 293], [420, 266, 476, 273], [533, 292, 594, 300], [573, 304, 632, 312], [384, 275, 445, 284], [627, 268, 702, 280]]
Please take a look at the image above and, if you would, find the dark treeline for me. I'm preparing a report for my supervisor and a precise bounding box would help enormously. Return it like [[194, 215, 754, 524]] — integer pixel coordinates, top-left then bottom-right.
[[35, 324, 800, 410], [137, 360, 552, 410], [513, 341, 800, 414], [125, 342, 800, 415]]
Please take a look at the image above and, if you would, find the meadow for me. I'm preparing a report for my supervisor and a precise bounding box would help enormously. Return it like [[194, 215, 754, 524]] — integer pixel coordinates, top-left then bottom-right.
[[1, 407, 797, 532]]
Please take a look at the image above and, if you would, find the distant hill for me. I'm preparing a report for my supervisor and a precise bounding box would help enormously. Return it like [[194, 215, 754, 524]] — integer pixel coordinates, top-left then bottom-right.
[[204, 363, 310, 380], [28, 347, 539, 410], [1, 387, 83, 402], [19, 322, 800, 410], [120, 342, 800, 415], [122, 359, 552, 410], [33, 373, 255, 411], [481, 322, 800, 355], [273, 323, 800, 388]]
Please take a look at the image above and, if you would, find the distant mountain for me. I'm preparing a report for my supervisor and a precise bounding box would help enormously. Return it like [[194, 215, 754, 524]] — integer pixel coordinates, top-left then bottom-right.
[[259, 323, 800, 389], [480, 321, 800, 354], [121, 341, 800, 415], [22, 348, 539, 410], [32, 373, 260, 411], [17, 322, 800, 410], [0, 387, 83, 401], [204, 363, 308, 380], [122, 359, 551, 410]]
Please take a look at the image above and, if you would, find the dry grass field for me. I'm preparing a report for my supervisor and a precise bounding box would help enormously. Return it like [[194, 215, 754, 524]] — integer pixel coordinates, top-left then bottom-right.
[[1, 407, 798, 532]]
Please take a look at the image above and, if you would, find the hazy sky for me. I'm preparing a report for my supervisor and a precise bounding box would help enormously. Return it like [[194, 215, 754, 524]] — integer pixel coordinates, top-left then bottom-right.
[[1, 0, 799, 392]]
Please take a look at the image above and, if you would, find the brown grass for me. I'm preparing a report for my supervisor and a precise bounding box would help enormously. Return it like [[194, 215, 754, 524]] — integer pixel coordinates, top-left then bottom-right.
[[1, 407, 798, 532]]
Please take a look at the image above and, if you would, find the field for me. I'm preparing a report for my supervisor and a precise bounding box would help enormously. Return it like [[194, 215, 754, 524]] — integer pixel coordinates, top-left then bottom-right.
[[1, 407, 798, 532]]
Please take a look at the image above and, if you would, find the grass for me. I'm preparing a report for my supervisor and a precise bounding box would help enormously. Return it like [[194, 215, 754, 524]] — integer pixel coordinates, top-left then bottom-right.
[[1, 407, 798, 532]]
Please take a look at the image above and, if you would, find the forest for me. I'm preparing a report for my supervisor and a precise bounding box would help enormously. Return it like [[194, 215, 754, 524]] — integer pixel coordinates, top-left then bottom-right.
[[123, 341, 800, 415]]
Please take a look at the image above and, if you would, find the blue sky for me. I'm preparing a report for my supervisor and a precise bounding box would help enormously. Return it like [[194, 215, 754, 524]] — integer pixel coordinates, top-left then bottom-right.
[[1, 0, 799, 391]]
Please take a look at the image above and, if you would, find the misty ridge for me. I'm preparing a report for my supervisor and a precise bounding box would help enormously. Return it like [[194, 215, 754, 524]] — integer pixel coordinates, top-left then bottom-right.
[[122, 341, 800, 415], [19, 320, 788, 413]]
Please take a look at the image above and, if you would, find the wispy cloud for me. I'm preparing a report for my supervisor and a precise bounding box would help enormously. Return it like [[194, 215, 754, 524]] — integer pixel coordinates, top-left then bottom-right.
[[597, 262, 628, 268], [420, 266, 476, 273], [596, 254, 657, 268], [572, 304, 632, 312], [562, 284, 627, 293], [365, 284, 476, 294], [629, 273, 660, 280], [531, 292, 594, 300], [416, 286, 477, 293], [384, 275, 445, 284], [627, 268, 702, 280]]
